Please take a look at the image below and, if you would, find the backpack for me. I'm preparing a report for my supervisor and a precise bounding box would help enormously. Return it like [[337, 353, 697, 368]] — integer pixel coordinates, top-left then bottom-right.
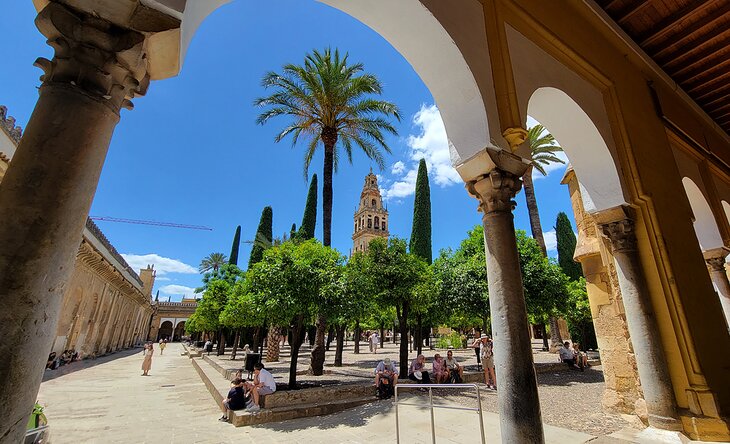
[[377, 378, 394, 400]]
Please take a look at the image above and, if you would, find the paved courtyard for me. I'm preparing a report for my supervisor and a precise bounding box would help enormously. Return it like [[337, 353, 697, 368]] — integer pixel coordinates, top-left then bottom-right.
[[36, 343, 693, 444]]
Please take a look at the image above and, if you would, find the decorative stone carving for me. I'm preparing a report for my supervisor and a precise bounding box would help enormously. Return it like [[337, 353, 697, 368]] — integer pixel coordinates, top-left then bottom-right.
[[33, 3, 149, 112], [706, 256, 727, 272], [0, 105, 23, 143], [502, 127, 528, 152], [600, 219, 637, 253], [467, 169, 522, 214]]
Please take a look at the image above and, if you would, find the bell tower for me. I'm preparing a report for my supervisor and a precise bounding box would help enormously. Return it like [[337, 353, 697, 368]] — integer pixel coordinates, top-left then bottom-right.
[[352, 169, 389, 254]]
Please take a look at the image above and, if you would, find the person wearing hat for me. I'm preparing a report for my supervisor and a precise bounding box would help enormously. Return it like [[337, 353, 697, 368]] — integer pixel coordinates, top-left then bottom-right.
[[480, 335, 496, 389], [470, 334, 483, 370], [374, 357, 398, 387], [408, 354, 431, 384]]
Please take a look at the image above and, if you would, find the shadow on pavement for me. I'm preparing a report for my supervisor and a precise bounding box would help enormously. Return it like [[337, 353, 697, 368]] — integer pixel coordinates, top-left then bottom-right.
[[251, 399, 395, 432], [536, 366, 605, 387], [42, 346, 143, 382]]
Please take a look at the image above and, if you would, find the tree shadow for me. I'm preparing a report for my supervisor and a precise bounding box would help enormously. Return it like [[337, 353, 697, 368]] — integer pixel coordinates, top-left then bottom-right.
[[536, 366, 605, 387], [250, 399, 395, 432]]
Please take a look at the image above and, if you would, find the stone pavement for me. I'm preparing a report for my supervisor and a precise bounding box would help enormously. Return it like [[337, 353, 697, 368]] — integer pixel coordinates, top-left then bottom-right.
[[36, 343, 706, 444]]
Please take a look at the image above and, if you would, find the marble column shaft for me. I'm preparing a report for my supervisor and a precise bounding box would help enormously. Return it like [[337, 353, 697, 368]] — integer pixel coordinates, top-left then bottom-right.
[[0, 4, 147, 442], [599, 214, 680, 430], [468, 169, 545, 444]]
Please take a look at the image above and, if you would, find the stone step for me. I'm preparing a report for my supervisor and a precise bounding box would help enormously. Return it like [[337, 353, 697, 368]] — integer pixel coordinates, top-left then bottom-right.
[[229, 396, 376, 427]]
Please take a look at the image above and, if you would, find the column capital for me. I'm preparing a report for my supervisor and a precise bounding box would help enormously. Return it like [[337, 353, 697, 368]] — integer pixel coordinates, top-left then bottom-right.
[[466, 169, 522, 214], [703, 248, 729, 272], [33, 3, 149, 113], [599, 218, 636, 253]]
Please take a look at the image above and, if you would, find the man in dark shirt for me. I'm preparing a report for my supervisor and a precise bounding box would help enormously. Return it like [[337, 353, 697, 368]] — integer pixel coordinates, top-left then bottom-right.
[[219, 378, 247, 422]]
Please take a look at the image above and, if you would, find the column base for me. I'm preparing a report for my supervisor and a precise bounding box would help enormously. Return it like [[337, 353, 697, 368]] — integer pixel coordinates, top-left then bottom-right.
[[680, 415, 730, 442], [635, 427, 690, 443]]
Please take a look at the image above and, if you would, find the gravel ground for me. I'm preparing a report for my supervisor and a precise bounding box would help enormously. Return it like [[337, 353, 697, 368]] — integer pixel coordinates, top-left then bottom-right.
[[200, 340, 633, 437]]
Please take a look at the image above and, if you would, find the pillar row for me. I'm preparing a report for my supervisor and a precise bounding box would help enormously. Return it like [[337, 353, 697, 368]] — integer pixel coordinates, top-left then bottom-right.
[[467, 169, 545, 444], [0, 4, 148, 442], [596, 207, 681, 431]]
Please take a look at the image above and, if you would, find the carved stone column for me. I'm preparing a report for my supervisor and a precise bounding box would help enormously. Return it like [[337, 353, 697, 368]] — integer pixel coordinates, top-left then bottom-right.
[[0, 4, 148, 442], [597, 207, 680, 431], [703, 249, 730, 330], [467, 169, 544, 444]]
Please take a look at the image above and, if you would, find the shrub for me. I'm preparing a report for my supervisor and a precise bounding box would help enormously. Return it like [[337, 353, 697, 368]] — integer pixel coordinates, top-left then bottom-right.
[[436, 332, 462, 349]]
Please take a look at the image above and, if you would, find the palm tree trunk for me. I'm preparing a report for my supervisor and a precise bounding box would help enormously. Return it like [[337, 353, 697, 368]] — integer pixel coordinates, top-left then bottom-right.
[[549, 316, 563, 351], [522, 167, 547, 256], [266, 325, 281, 362], [322, 139, 335, 247], [309, 312, 327, 375]]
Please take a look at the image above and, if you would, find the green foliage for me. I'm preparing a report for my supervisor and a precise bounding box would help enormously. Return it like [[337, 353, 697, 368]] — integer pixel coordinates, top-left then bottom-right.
[[195, 263, 244, 294], [187, 279, 236, 334], [556, 212, 583, 281], [248, 206, 273, 269], [298, 174, 318, 240], [409, 159, 432, 264], [436, 332, 462, 349], [219, 277, 265, 330], [199, 252, 227, 274], [229, 226, 241, 266], [255, 48, 401, 179], [527, 124, 564, 176]]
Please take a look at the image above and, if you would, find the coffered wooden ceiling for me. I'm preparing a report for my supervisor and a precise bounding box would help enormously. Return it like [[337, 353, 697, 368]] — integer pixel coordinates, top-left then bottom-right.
[[596, 0, 730, 136]]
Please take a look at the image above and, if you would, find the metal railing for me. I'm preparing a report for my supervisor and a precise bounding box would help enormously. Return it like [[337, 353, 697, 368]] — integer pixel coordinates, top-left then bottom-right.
[[394, 383, 486, 444]]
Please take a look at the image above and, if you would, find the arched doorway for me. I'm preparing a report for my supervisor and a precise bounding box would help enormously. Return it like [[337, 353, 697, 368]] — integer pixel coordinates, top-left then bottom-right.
[[158, 321, 173, 341], [174, 321, 186, 342]]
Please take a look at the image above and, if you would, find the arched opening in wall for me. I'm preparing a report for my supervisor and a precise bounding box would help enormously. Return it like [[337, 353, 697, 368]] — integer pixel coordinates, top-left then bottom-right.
[[174, 321, 186, 342], [722, 201, 730, 235], [527, 87, 626, 213], [158, 321, 173, 341], [681, 178, 724, 252]]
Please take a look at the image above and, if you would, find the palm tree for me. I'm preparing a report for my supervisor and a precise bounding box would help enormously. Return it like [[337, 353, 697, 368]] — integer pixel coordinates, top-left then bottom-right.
[[255, 48, 400, 376], [523, 124, 564, 256], [523, 124, 565, 351], [255, 47, 401, 247], [198, 252, 227, 274]]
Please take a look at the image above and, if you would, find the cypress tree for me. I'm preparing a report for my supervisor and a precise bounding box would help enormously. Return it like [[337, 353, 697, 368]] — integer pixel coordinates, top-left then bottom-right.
[[248, 206, 273, 269], [409, 159, 432, 264], [290, 223, 297, 240], [298, 174, 318, 240], [555, 212, 583, 281], [229, 225, 241, 265]]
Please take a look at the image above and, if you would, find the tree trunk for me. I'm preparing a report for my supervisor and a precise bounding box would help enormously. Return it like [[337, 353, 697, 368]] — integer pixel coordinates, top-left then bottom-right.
[[398, 303, 410, 377], [321, 136, 336, 247], [549, 316, 563, 351], [334, 324, 346, 366], [266, 325, 281, 362], [353, 321, 361, 354], [310, 312, 327, 375], [230, 330, 241, 360], [252, 326, 262, 354], [416, 314, 423, 355], [325, 324, 335, 351], [307, 325, 316, 347], [542, 323, 549, 351], [380, 324, 385, 348], [288, 317, 305, 388], [216, 330, 225, 356], [522, 167, 547, 256]]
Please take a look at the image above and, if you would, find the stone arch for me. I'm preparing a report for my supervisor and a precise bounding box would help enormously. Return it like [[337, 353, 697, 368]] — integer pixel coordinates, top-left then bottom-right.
[[527, 87, 626, 212], [723, 201, 730, 229], [183, 0, 494, 164], [682, 178, 724, 251], [174, 321, 186, 341], [158, 321, 173, 341]]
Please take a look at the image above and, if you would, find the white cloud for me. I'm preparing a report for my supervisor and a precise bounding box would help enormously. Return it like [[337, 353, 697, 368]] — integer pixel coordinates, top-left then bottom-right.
[[155, 277, 171, 282], [120, 253, 197, 275], [543, 230, 557, 252], [391, 161, 405, 175], [159, 284, 198, 300], [382, 104, 461, 200]]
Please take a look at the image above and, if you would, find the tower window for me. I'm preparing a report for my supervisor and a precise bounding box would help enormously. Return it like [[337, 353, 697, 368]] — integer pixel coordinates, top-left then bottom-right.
[[382, 221, 386, 230], [371, 199, 376, 207], [367, 218, 372, 228], [374, 216, 380, 229]]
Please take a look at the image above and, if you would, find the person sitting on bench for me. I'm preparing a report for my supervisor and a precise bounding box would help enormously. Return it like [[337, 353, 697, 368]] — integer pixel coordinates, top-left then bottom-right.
[[247, 362, 276, 412], [444, 350, 463, 383], [219, 378, 247, 422]]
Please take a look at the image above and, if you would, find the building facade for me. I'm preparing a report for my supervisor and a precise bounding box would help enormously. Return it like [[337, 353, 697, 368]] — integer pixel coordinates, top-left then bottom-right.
[[148, 299, 197, 342], [352, 170, 389, 253]]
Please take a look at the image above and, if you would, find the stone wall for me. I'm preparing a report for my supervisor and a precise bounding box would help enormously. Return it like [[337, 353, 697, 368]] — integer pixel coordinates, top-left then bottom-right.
[[562, 167, 645, 418]]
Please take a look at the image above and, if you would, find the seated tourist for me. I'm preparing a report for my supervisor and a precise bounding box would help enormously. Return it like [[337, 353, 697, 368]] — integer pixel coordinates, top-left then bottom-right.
[[408, 354, 431, 384], [46, 352, 57, 370], [444, 350, 463, 383], [573, 342, 588, 371], [432, 354, 449, 384], [559, 341, 578, 369], [374, 357, 399, 387], [247, 363, 276, 412], [219, 378, 247, 422]]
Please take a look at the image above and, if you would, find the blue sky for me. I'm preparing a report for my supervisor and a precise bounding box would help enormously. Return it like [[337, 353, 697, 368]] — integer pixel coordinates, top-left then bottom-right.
[[1, 1, 576, 301]]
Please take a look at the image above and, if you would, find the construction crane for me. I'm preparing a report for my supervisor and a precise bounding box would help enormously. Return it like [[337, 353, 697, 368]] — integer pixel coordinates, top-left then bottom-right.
[[89, 216, 213, 231]]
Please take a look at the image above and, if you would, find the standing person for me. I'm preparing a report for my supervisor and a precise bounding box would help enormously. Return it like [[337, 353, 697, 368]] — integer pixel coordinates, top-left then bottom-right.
[[408, 354, 431, 384], [470, 335, 482, 370], [247, 363, 276, 412], [369, 331, 379, 354], [141, 343, 153, 376], [159, 339, 166, 355], [480, 335, 496, 389]]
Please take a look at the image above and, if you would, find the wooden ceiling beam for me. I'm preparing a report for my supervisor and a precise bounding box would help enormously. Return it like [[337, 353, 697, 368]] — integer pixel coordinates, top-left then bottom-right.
[[650, 3, 730, 58], [686, 69, 730, 96], [702, 92, 730, 109], [694, 82, 730, 102], [639, 0, 714, 47], [666, 35, 730, 77], [617, 0, 653, 24], [679, 58, 730, 88]]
